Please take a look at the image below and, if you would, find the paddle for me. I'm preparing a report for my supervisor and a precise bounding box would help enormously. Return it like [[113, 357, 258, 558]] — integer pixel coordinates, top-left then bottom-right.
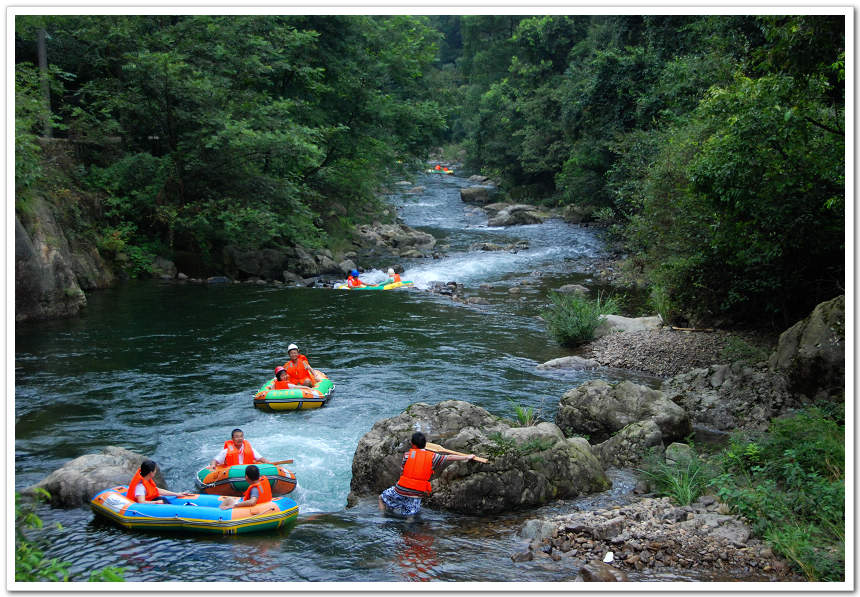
[[425, 442, 489, 464], [269, 459, 294, 465]]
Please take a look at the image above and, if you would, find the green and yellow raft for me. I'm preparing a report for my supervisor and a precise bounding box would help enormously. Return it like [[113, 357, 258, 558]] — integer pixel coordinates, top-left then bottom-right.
[[253, 372, 335, 411], [334, 280, 414, 290]]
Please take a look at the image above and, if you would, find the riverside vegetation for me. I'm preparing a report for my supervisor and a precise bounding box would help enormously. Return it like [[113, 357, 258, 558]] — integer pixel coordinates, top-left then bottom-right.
[[639, 405, 844, 581]]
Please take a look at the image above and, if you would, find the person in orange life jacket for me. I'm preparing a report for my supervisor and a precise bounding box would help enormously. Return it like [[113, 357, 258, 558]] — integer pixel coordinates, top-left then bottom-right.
[[283, 343, 321, 388], [219, 465, 273, 509], [346, 269, 366, 288], [126, 459, 192, 504], [273, 366, 290, 390], [383, 267, 402, 285], [207, 428, 272, 470], [378, 431, 477, 518]]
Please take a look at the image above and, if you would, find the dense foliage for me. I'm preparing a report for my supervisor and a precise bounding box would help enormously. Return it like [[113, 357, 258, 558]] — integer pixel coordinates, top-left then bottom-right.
[[449, 15, 845, 327], [15, 16, 448, 271]]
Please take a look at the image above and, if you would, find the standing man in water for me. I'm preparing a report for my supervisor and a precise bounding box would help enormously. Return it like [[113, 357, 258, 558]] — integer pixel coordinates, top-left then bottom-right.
[[208, 428, 272, 470], [378, 431, 478, 520]]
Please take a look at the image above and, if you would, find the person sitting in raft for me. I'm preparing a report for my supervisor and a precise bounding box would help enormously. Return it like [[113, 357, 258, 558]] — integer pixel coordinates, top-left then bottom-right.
[[378, 432, 478, 519], [283, 343, 321, 388], [384, 268, 402, 285], [127, 459, 192, 504], [219, 464, 272, 510], [207, 428, 272, 470], [273, 366, 290, 390], [346, 269, 366, 288]]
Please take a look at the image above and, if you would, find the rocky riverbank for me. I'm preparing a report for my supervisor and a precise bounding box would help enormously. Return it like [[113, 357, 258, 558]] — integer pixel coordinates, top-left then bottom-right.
[[515, 495, 804, 581]]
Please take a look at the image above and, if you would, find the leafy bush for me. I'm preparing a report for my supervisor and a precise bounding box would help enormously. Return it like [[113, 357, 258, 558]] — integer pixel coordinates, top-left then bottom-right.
[[542, 291, 621, 347]]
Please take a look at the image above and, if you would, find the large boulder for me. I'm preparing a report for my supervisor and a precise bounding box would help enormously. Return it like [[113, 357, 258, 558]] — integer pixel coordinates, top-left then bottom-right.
[[555, 380, 691, 444], [662, 363, 807, 431], [768, 295, 845, 400], [593, 314, 663, 339], [354, 222, 436, 252], [348, 400, 609, 515], [21, 446, 166, 507], [487, 205, 548, 227], [459, 187, 492, 205]]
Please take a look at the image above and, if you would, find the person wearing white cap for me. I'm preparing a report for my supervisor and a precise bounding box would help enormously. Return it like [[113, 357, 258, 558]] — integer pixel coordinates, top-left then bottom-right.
[[384, 267, 401, 285], [282, 343, 321, 388]]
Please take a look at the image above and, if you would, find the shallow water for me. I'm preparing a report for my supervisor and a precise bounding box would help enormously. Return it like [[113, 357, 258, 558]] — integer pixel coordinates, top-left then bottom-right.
[[15, 170, 742, 584]]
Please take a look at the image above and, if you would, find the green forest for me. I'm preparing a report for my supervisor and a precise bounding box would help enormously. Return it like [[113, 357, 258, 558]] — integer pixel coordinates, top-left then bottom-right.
[[15, 15, 845, 328]]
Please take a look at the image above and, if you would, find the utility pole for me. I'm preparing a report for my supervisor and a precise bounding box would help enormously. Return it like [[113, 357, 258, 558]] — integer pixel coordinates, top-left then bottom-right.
[[37, 28, 51, 138]]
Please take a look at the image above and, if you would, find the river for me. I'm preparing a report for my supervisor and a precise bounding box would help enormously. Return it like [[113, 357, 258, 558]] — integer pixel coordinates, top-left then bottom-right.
[[16, 170, 720, 583]]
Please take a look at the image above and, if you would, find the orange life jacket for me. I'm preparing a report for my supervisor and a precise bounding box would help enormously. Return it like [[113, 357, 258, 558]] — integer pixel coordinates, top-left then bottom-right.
[[347, 275, 364, 288], [273, 379, 290, 390], [126, 470, 159, 502], [243, 478, 272, 504], [393, 273, 401, 282], [396, 448, 434, 494], [224, 439, 255, 466], [283, 355, 311, 385]]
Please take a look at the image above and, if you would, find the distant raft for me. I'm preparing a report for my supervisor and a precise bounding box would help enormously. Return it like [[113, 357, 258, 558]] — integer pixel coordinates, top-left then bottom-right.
[[253, 372, 335, 411], [195, 463, 297, 497], [334, 280, 414, 290], [90, 486, 298, 535]]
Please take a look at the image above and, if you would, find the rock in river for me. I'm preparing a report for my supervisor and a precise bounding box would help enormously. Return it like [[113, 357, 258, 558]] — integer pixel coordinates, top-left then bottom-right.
[[22, 446, 167, 507], [348, 400, 609, 515]]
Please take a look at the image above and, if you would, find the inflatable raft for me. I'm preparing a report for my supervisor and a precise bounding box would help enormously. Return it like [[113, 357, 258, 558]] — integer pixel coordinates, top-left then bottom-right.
[[335, 280, 414, 290], [253, 372, 334, 411], [195, 463, 297, 497], [90, 486, 298, 535]]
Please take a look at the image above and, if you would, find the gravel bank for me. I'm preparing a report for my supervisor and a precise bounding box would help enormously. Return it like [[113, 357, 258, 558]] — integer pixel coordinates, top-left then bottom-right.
[[582, 329, 769, 378]]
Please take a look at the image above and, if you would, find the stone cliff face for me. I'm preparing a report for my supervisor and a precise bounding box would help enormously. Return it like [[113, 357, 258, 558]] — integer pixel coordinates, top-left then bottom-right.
[[15, 140, 115, 322]]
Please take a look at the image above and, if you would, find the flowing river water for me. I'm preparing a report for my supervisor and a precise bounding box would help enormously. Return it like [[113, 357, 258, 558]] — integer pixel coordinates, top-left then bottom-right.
[[16, 171, 731, 583]]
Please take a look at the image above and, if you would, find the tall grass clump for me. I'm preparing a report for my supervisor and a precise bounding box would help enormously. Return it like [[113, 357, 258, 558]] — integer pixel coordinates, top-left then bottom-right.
[[712, 406, 844, 581], [639, 450, 715, 506], [542, 291, 621, 347]]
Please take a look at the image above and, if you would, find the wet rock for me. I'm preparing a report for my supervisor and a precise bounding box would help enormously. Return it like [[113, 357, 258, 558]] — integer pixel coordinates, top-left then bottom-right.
[[22, 446, 167, 507], [536, 356, 599, 371], [459, 187, 492, 205], [348, 402, 609, 515], [511, 548, 534, 562], [488, 205, 548, 227], [578, 562, 628, 582]]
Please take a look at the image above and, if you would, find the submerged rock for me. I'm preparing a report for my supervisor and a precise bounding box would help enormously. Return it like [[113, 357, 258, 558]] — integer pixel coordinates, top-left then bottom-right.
[[348, 400, 609, 515], [22, 446, 166, 507]]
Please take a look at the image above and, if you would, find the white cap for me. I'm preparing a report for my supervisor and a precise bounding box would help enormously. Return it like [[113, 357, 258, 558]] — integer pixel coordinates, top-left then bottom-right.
[[388, 268, 395, 275], [287, 343, 299, 352]]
